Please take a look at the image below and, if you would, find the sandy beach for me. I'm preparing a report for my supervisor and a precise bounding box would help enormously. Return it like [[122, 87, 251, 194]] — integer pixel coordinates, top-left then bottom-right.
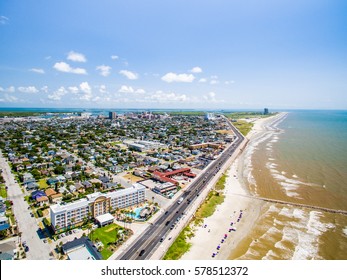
[[180, 114, 285, 260]]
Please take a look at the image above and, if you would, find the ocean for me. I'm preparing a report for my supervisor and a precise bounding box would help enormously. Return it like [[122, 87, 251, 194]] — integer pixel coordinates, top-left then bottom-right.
[[230, 110, 347, 260]]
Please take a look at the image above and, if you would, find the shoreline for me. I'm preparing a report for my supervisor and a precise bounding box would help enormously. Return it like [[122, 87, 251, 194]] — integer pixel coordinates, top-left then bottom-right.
[[180, 113, 286, 260]]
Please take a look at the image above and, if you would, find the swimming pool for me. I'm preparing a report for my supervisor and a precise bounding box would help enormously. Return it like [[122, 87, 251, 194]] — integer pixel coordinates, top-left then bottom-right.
[[126, 207, 144, 220]]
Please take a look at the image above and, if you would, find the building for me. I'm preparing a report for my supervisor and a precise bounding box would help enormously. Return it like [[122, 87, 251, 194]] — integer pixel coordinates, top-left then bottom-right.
[[62, 236, 102, 260], [50, 185, 145, 232], [0, 216, 10, 231], [152, 182, 176, 195], [264, 108, 269, 115], [151, 168, 196, 186], [126, 140, 167, 152], [109, 111, 117, 119], [0, 241, 16, 260], [78, 112, 92, 118], [188, 142, 222, 150], [205, 112, 215, 120]]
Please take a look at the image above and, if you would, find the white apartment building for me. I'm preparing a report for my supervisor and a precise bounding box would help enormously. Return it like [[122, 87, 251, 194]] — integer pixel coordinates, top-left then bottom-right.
[[50, 185, 145, 232]]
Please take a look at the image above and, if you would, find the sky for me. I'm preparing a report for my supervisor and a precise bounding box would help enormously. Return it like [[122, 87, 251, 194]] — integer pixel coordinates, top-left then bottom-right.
[[0, 0, 346, 110]]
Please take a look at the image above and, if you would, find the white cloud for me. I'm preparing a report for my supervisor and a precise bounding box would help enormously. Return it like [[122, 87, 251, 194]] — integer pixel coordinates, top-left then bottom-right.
[[45, 56, 51, 60], [29, 68, 45, 74], [161, 72, 195, 83], [210, 80, 219, 85], [48, 87, 67, 101], [1, 86, 15, 93], [79, 82, 92, 101], [118, 85, 145, 94], [96, 65, 111, 77], [80, 82, 91, 94], [149, 91, 189, 102], [119, 85, 134, 93], [8, 86, 14, 92], [198, 78, 207, 83], [190, 66, 202, 73], [203, 91, 217, 102], [225, 80, 235, 85], [135, 88, 146, 94], [119, 70, 138, 80], [99, 85, 107, 94], [68, 86, 79, 94], [211, 75, 218, 79], [67, 51, 87, 62], [17, 86, 39, 94], [111, 55, 119, 60], [3, 94, 18, 103], [92, 96, 101, 102], [41, 86, 49, 93], [0, 16, 9, 25], [53, 62, 87, 75]]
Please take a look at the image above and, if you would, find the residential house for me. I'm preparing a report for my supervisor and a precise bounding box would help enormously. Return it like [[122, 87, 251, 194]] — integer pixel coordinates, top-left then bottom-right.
[[31, 190, 46, 200], [36, 196, 49, 206], [0, 216, 10, 231], [0, 241, 16, 260]]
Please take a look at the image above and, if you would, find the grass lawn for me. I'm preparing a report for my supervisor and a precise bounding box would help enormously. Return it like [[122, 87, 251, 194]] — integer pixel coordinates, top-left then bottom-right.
[[163, 226, 194, 260], [214, 173, 227, 191], [89, 223, 123, 259], [0, 185, 7, 198], [195, 191, 225, 220], [232, 120, 253, 136], [38, 178, 49, 189]]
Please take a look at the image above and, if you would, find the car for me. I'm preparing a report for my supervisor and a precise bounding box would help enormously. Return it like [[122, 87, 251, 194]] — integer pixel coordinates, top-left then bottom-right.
[[165, 220, 170, 226], [22, 241, 27, 246], [43, 239, 47, 243], [24, 246, 29, 252], [212, 253, 216, 258], [170, 225, 174, 230], [217, 245, 221, 250], [139, 249, 145, 256], [159, 237, 164, 242], [164, 211, 168, 215], [30, 213, 34, 217]]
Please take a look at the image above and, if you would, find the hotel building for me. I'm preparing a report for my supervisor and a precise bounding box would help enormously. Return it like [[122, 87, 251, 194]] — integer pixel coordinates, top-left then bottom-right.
[[50, 185, 145, 232]]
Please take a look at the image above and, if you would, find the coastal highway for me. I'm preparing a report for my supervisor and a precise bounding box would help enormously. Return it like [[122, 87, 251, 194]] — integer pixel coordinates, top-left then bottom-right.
[[119, 116, 245, 260]]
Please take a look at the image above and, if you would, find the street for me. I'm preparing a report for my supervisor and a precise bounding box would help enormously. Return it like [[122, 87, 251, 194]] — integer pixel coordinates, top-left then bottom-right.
[[0, 151, 52, 260]]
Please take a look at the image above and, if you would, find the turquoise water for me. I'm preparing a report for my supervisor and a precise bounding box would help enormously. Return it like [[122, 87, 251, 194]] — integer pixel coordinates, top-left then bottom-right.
[[126, 207, 144, 220]]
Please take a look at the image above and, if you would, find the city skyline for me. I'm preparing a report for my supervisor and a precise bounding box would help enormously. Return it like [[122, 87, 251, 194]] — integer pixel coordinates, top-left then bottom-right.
[[0, 1, 347, 110]]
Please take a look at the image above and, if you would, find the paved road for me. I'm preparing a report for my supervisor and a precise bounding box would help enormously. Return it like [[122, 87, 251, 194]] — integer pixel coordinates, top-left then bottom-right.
[[0, 151, 51, 260], [119, 117, 245, 260]]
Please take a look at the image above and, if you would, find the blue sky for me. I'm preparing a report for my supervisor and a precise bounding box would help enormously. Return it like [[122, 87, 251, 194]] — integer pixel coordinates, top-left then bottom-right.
[[0, 0, 346, 109]]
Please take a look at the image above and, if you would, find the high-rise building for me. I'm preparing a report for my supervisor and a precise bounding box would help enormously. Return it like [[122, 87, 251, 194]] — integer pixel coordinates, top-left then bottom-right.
[[264, 108, 269, 115], [205, 112, 215, 120], [109, 111, 117, 119]]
